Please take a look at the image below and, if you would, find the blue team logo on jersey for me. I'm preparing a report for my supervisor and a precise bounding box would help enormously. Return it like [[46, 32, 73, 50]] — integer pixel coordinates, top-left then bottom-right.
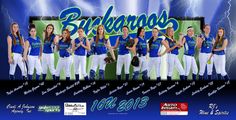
[[189, 40, 196, 47], [139, 43, 147, 48], [97, 41, 105, 47], [151, 45, 159, 49], [204, 41, 211, 47], [59, 6, 179, 36], [31, 42, 41, 48], [59, 44, 69, 50], [15, 40, 20, 45], [44, 40, 52, 45], [169, 42, 175, 47], [120, 40, 126, 45], [151, 44, 160, 49]]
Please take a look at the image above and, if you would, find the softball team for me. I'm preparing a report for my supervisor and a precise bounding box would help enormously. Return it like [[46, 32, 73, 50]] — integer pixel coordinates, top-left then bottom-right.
[[147, 28, 169, 80], [72, 27, 90, 80], [42, 24, 58, 80], [7, 22, 230, 80], [23, 24, 42, 80], [165, 27, 185, 80], [55, 29, 72, 80], [7, 22, 27, 80], [112, 26, 132, 80]]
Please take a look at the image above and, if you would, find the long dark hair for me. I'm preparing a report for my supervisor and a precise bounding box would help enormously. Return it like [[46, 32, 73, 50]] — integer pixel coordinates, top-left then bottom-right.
[[214, 27, 225, 48], [44, 24, 54, 42], [95, 25, 105, 45], [10, 22, 23, 46], [136, 27, 144, 37], [148, 28, 159, 48]]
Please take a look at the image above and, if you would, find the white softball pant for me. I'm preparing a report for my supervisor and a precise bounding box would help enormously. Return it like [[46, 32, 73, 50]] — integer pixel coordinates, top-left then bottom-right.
[[183, 55, 198, 76], [55, 57, 71, 77], [116, 54, 131, 75], [9, 53, 27, 76], [42, 53, 55, 75], [167, 53, 185, 76], [27, 55, 42, 75], [148, 57, 161, 78], [91, 54, 107, 71], [133, 56, 148, 72], [74, 55, 87, 77], [199, 53, 213, 76], [213, 54, 227, 76]]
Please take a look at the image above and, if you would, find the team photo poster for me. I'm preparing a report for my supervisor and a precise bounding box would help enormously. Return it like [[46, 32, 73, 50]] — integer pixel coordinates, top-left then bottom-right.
[[0, 0, 236, 120]]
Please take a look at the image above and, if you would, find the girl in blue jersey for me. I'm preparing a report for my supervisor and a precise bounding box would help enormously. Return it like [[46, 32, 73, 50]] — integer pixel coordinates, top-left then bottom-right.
[[55, 29, 72, 80], [212, 27, 229, 80], [23, 24, 42, 80], [147, 28, 169, 80], [7, 22, 27, 80], [181, 26, 198, 80], [112, 26, 132, 80], [130, 27, 148, 80], [197, 24, 214, 80], [165, 27, 185, 80], [72, 27, 90, 80], [42, 24, 58, 80], [89, 25, 114, 80]]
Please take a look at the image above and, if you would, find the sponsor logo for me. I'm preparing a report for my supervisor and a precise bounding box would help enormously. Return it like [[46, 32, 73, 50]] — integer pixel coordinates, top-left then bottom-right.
[[199, 103, 229, 116], [160, 102, 188, 115], [38, 105, 60, 113], [64, 102, 86, 116]]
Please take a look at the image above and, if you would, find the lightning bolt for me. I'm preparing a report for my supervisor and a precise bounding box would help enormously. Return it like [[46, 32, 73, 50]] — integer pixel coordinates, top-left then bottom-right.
[[225, 0, 236, 71], [184, 0, 193, 17], [226, 0, 234, 42], [1, 5, 14, 23], [216, 0, 235, 71]]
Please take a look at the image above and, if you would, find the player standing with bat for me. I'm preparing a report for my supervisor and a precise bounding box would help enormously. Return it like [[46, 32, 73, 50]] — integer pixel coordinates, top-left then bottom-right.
[[197, 24, 214, 80], [165, 27, 185, 80]]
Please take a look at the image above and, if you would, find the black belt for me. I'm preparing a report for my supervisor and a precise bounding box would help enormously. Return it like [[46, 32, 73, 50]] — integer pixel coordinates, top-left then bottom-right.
[[184, 53, 194, 57]]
